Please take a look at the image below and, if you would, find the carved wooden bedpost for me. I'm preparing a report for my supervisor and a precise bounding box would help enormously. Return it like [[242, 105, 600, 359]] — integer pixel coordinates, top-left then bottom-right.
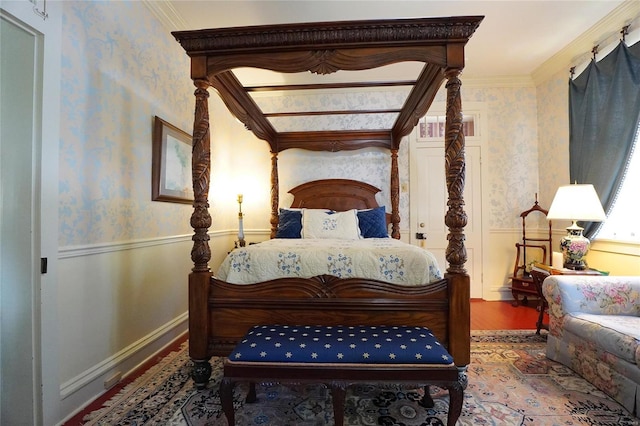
[[189, 77, 214, 389], [390, 149, 401, 239], [444, 68, 470, 368], [270, 151, 279, 238], [444, 69, 468, 274]]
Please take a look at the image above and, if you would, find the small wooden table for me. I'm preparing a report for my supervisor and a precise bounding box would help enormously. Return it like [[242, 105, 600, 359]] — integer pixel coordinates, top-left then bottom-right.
[[531, 265, 602, 334], [510, 273, 537, 306]]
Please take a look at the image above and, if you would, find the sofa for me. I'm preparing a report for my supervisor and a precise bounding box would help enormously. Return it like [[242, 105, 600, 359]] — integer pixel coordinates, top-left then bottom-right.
[[543, 275, 640, 415]]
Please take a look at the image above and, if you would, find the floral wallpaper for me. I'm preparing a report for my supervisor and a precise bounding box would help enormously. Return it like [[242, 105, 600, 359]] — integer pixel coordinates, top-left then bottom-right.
[[433, 85, 540, 229], [255, 90, 408, 132], [260, 83, 541, 231], [59, 1, 195, 246], [536, 69, 571, 211], [254, 90, 411, 224], [278, 148, 393, 206]]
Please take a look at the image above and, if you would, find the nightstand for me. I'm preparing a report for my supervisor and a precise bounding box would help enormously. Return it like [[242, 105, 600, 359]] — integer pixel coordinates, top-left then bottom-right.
[[530, 264, 603, 334], [510, 274, 538, 306]]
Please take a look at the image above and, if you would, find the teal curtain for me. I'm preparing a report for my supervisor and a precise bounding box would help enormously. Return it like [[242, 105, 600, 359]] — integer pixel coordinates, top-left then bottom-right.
[[569, 40, 640, 238]]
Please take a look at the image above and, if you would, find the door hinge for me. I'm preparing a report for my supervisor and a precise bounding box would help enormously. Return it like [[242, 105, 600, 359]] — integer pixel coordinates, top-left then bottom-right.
[[41, 257, 48, 274]]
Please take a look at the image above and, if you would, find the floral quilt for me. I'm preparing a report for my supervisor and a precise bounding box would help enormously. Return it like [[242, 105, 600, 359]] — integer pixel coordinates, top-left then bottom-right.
[[216, 238, 442, 285]]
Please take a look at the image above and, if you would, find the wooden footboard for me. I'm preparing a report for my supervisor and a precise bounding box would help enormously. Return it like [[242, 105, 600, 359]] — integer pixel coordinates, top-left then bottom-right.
[[188, 270, 469, 389]]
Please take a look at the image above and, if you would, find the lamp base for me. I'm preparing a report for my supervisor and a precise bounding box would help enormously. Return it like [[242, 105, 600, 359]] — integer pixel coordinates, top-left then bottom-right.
[[559, 221, 590, 270]]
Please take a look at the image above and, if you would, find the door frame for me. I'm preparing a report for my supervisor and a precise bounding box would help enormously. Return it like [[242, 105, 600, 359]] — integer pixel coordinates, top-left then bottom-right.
[[1, 2, 62, 424], [409, 101, 490, 299], [1, 12, 42, 424]]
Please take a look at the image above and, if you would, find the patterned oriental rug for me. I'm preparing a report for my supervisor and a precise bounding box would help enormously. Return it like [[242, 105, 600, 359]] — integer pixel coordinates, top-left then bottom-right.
[[82, 330, 639, 425]]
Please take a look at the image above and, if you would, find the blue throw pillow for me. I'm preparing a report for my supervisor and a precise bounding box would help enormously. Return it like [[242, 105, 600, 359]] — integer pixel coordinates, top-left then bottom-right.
[[275, 208, 302, 238], [357, 206, 389, 238]]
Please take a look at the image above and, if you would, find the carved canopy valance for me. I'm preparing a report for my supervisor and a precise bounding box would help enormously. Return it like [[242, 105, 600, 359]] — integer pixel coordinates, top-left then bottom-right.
[[173, 16, 483, 152]]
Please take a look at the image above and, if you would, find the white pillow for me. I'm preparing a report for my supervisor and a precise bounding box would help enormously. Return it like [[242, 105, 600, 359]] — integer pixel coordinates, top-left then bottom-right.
[[302, 209, 360, 240]]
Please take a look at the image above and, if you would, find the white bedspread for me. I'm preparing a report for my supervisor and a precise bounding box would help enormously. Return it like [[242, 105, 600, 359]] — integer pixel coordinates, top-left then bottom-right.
[[216, 238, 443, 285]]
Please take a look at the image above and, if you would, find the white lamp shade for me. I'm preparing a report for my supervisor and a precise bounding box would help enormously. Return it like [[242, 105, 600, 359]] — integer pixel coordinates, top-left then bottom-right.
[[547, 184, 606, 221]]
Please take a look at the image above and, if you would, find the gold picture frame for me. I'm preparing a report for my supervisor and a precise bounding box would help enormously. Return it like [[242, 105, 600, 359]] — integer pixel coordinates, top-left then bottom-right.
[[151, 116, 193, 204]]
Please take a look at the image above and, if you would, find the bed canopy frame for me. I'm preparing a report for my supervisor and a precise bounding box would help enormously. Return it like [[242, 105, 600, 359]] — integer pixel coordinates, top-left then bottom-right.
[[173, 16, 483, 387]]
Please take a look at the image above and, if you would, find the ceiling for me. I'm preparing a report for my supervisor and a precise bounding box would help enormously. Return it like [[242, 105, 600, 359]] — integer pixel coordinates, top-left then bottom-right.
[[157, 0, 629, 84]]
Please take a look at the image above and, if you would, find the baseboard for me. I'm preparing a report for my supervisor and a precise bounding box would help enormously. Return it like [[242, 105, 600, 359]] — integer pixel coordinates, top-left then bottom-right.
[[483, 286, 519, 302], [60, 312, 188, 400]]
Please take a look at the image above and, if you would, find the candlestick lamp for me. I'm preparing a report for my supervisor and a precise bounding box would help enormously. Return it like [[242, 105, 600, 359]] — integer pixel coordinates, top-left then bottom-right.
[[237, 194, 245, 247]]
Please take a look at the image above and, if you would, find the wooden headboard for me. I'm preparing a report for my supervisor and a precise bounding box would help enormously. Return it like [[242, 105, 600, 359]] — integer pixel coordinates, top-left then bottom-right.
[[289, 179, 382, 211], [288, 179, 392, 228]]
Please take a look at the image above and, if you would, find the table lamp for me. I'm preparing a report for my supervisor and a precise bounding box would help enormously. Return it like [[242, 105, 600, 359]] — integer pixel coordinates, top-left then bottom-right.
[[237, 194, 245, 247], [546, 184, 606, 270]]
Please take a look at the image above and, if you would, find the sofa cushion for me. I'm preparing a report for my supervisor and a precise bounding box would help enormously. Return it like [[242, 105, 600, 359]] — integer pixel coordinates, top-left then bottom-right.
[[563, 313, 640, 365]]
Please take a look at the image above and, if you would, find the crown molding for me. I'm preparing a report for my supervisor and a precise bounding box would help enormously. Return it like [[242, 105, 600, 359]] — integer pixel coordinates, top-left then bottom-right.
[[145, 0, 632, 89], [142, 0, 186, 32], [532, 0, 640, 86]]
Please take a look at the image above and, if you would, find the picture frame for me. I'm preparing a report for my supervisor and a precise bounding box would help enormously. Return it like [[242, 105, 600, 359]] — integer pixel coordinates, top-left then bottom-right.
[[152, 116, 194, 204]]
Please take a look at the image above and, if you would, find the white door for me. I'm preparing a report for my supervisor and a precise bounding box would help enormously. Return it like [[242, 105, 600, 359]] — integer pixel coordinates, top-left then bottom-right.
[[410, 145, 483, 298], [0, 13, 40, 424], [1, 3, 61, 423]]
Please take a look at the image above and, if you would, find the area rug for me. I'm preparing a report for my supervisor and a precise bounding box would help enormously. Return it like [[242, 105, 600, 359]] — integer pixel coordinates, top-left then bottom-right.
[[82, 331, 639, 425]]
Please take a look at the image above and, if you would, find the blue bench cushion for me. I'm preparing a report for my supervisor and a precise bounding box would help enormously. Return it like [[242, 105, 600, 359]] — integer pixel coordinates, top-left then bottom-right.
[[228, 325, 453, 365]]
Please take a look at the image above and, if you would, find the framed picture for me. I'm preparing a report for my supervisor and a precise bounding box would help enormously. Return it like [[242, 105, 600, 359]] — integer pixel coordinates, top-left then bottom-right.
[[152, 116, 194, 204]]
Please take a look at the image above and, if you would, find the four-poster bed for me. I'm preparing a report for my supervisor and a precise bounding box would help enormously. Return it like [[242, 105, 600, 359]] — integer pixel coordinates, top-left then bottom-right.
[[173, 16, 483, 389]]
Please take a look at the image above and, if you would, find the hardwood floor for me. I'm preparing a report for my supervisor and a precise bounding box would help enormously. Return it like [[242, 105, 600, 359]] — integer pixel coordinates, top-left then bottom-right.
[[471, 298, 545, 330], [63, 300, 544, 425]]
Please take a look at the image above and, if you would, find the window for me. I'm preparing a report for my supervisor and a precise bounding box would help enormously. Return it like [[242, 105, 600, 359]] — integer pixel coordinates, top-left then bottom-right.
[[596, 123, 640, 243], [417, 114, 475, 140]]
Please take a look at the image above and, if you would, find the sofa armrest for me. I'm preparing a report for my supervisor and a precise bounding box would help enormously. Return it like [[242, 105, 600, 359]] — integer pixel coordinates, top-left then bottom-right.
[[542, 275, 640, 337], [543, 275, 640, 319]]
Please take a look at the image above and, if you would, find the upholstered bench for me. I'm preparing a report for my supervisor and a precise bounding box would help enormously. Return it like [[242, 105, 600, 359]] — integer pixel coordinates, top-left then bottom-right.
[[219, 325, 464, 426]]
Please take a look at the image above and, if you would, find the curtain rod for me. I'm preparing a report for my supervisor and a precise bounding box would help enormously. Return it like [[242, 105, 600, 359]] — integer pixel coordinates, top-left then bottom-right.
[[621, 24, 630, 42], [570, 21, 638, 78]]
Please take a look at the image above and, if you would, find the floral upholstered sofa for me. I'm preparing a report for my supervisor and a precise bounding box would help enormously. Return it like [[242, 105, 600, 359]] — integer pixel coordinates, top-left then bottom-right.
[[543, 275, 640, 415]]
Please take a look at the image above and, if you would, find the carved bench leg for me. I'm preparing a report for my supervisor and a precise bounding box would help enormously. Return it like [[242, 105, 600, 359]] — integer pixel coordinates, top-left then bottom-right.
[[446, 381, 464, 426], [420, 385, 434, 408], [457, 365, 469, 390], [219, 377, 235, 426], [246, 382, 257, 403], [330, 382, 347, 426], [444, 366, 468, 426]]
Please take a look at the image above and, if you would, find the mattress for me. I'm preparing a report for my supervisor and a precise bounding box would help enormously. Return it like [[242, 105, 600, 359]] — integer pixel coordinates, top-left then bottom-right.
[[216, 238, 442, 285]]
